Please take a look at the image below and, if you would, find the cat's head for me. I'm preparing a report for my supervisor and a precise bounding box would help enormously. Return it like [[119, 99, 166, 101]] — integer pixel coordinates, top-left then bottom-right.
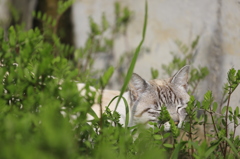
[[128, 65, 190, 128]]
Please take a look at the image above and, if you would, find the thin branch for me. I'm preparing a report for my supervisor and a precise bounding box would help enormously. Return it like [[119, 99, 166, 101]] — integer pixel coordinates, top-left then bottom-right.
[[208, 110, 224, 154], [99, 86, 105, 130], [203, 110, 206, 141], [224, 88, 232, 158]]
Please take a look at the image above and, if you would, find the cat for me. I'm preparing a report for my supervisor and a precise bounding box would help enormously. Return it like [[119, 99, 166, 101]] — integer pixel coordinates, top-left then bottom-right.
[[78, 65, 190, 131]]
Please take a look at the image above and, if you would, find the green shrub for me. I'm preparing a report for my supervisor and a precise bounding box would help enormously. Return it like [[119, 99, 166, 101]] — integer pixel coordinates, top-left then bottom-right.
[[0, 1, 239, 159]]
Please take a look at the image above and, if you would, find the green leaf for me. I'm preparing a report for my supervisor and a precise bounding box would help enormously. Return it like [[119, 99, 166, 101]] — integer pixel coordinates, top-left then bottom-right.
[[169, 119, 180, 138], [153, 134, 163, 140], [228, 68, 236, 84], [0, 27, 4, 41], [234, 116, 238, 125], [223, 137, 239, 157], [106, 95, 129, 127], [37, 11, 42, 19], [88, 107, 99, 120], [221, 119, 226, 126], [114, 1, 148, 112], [9, 26, 16, 46], [100, 66, 114, 87], [202, 90, 213, 110], [163, 132, 171, 138], [52, 19, 57, 27], [42, 13, 47, 21], [234, 107, 239, 116], [89, 17, 101, 35], [221, 106, 227, 114], [101, 13, 109, 31], [229, 115, 233, 122], [47, 16, 52, 25], [151, 67, 159, 79], [171, 141, 187, 159], [212, 102, 218, 112], [52, 56, 61, 64], [191, 36, 200, 49], [205, 140, 220, 158], [159, 106, 171, 123], [163, 143, 173, 148], [122, 96, 130, 128]]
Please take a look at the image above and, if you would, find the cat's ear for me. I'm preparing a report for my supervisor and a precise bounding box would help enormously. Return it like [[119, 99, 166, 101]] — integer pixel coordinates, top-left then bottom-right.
[[128, 73, 148, 102], [170, 65, 190, 90]]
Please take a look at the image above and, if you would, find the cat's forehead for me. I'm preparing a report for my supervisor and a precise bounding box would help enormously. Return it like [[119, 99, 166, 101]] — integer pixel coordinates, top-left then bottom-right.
[[149, 79, 170, 87]]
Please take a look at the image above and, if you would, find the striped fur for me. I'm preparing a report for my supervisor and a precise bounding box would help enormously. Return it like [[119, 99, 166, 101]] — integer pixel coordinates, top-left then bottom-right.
[[83, 65, 190, 131]]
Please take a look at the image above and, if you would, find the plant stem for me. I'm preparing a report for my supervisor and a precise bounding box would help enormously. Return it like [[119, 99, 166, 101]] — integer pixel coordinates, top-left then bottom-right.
[[203, 110, 206, 141], [99, 86, 105, 130], [188, 114, 194, 158], [223, 88, 232, 158], [227, 124, 237, 156], [208, 110, 224, 154]]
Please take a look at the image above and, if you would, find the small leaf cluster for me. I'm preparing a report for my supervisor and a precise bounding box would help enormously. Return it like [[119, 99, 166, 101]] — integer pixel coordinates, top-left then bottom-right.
[[74, 2, 134, 86], [32, 11, 57, 28], [158, 106, 171, 123], [150, 35, 240, 158], [154, 36, 209, 95], [0, 25, 92, 158], [179, 69, 240, 158]]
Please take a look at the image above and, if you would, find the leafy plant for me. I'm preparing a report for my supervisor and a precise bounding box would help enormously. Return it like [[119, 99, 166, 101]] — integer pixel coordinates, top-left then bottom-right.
[[0, 1, 239, 159], [149, 23, 240, 159], [74, 1, 134, 86]]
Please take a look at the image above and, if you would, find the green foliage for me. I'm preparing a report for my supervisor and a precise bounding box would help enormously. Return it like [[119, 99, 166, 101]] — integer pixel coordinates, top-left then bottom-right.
[[57, 0, 75, 15], [114, 1, 148, 112], [1, 1, 240, 159], [73, 1, 135, 86], [159, 106, 171, 123], [155, 36, 209, 95], [177, 67, 240, 158], [0, 25, 86, 158], [100, 66, 114, 88], [149, 27, 239, 159], [151, 67, 159, 79], [114, 1, 133, 33], [33, 11, 57, 28]]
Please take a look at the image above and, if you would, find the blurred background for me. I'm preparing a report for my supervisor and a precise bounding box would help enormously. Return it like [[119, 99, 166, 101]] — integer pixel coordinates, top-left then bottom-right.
[[0, 0, 240, 108]]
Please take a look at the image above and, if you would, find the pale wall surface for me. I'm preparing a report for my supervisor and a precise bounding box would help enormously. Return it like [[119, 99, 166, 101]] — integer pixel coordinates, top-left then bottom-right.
[[72, 0, 240, 133], [0, 0, 10, 30]]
